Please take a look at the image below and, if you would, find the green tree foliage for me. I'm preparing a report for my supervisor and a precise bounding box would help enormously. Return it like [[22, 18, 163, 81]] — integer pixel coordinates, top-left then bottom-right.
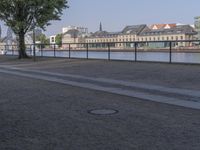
[[55, 34, 62, 47], [0, 0, 68, 58], [36, 34, 48, 44], [36, 34, 49, 48]]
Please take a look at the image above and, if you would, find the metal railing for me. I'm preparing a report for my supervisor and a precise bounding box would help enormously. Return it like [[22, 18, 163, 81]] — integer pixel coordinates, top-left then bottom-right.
[[1, 40, 200, 64]]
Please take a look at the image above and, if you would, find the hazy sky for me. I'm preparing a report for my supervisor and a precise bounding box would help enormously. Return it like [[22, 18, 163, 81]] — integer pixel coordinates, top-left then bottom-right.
[[0, 0, 200, 37]]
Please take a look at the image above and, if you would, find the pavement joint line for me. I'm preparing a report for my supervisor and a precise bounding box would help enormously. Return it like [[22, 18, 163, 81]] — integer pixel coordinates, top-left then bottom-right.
[[0, 59, 67, 67], [1, 65, 200, 98], [0, 59, 96, 67], [0, 68, 200, 110]]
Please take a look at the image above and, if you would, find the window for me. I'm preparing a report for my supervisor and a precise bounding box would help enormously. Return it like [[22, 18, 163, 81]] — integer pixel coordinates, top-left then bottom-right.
[[51, 37, 55, 43], [180, 36, 183, 40]]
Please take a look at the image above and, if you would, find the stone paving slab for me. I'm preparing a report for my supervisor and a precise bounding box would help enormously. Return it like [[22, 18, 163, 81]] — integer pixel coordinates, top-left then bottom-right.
[[1, 56, 200, 90], [0, 66, 200, 109], [0, 56, 200, 149], [0, 73, 200, 150]]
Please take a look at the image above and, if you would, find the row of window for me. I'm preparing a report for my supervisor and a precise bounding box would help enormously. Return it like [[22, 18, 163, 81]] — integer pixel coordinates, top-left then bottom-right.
[[87, 38, 135, 43], [86, 36, 184, 43], [140, 36, 184, 41]]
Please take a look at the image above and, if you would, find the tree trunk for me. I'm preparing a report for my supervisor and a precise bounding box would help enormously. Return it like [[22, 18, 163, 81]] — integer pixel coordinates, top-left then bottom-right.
[[18, 32, 29, 59]]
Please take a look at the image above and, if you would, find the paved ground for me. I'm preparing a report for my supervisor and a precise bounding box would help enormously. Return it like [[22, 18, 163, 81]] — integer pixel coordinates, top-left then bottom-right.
[[1, 56, 200, 90], [0, 56, 200, 150]]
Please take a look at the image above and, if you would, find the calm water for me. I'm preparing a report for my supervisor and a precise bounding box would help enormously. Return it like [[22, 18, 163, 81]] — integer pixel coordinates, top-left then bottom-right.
[[4, 50, 200, 64]]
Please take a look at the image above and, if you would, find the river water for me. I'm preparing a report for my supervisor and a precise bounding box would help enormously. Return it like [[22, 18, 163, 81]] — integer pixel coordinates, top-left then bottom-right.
[[5, 50, 200, 64]]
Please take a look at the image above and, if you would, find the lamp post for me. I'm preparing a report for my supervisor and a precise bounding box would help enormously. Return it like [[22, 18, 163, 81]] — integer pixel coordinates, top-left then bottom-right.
[[32, 18, 36, 61]]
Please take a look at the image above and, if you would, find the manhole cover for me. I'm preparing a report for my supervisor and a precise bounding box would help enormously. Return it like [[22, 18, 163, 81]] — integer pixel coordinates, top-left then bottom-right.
[[88, 109, 118, 115]]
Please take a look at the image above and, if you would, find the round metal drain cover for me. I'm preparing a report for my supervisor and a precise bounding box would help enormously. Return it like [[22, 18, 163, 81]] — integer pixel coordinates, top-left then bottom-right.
[[88, 109, 118, 115]]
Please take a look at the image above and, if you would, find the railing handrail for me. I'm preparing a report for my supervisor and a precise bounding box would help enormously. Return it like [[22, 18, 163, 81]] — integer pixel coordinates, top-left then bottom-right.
[[3, 40, 200, 65]]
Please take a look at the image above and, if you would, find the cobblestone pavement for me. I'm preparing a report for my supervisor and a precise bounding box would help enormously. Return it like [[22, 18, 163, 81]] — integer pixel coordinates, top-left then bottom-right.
[[0, 56, 200, 150]]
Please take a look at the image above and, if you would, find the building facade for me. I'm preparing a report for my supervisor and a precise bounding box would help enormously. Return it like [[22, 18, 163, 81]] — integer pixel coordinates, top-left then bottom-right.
[[61, 23, 197, 50], [62, 26, 88, 35], [50, 35, 56, 45], [86, 24, 147, 48], [62, 29, 86, 49], [62, 25, 90, 49], [139, 24, 196, 47], [85, 23, 197, 48], [194, 16, 200, 40]]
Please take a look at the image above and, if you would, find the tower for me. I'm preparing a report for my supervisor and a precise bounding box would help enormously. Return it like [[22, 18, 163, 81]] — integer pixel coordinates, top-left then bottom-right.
[[99, 22, 102, 31]]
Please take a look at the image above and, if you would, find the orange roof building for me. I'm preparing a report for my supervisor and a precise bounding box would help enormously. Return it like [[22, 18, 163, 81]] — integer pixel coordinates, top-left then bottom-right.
[[150, 24, 177, 30]]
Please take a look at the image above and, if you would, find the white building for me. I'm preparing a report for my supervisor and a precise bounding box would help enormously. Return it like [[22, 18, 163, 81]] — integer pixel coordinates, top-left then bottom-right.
[[62, 26, 77, 33], [62, 26, 88, 35], [50, 35, 56, 44]]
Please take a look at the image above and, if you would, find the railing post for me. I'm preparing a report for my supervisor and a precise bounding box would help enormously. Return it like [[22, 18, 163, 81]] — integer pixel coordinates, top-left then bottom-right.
[[69, 44, 71, 59], [169, 41, 172, 63], [108, 43, 110, 60], [134, 42, 137, 62], [40, 45, 43, 57], [86, 43, 89, 59], [33, 44, 36, 62], [29, 45, 32, 56], [54, 44, 56, 57], [4, 45, 6, 55], [12, 45, 14, 55]]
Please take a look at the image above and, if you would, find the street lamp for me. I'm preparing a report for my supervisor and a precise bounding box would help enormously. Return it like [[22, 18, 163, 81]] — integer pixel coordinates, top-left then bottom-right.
[[32, 17, 36, 61]]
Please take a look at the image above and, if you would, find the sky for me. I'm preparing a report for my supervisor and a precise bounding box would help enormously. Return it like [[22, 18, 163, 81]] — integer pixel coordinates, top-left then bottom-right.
[[0, 0, 200, 37]]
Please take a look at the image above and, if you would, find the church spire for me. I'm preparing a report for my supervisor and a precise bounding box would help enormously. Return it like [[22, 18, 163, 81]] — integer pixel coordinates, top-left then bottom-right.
[[99, 22, 102, 31]]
